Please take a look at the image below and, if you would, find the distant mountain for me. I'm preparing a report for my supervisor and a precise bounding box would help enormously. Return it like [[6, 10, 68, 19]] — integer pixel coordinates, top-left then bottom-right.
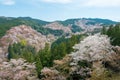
[[0, 16, 118, 38], [58, 18, 117, 26], [0, 17, 63, 37]]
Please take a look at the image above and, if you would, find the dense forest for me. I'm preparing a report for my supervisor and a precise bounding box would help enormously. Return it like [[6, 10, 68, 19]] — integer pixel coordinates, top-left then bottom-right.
[[101, 24, 120, 46], [7, 34, 85, 77]]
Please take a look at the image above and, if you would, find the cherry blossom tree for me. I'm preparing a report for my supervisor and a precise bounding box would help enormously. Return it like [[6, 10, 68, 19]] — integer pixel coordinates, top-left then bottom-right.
[[70, 34, 114, 65]]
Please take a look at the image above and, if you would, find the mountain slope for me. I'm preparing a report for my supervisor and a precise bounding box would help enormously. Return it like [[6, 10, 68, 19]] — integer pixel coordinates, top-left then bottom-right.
[[0, 17, 49, 37], [58, 18, 117, 26], [43, 22, 72, 33], [0, 25, 50, 59], [0, 17, 118, 38]]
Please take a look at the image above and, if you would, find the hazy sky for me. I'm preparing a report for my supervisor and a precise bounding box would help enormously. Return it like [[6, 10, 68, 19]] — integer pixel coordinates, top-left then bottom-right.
[[0, 0, 120, 21]]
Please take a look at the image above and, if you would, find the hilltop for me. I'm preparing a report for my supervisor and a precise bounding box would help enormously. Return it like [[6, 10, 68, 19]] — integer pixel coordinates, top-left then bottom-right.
[[0, 25, 55, 59]]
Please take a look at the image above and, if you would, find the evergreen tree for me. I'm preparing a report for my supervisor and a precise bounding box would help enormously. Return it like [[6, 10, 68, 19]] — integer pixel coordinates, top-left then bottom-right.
[[101, 26, 107, 34], [8, 45, 15, 60], [107, 25, 113, 37], [105, 24, 120, 46], [7, 41, 36, 62], [38, 43, 51, 67], [35, 55, 43, 75]]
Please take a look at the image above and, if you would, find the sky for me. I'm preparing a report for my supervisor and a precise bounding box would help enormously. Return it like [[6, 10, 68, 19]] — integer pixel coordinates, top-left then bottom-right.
[[0, 0, 120, 21]]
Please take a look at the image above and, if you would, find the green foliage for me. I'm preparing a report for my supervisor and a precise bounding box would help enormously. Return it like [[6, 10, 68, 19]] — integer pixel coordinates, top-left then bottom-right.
[[50, 34, 86, 65], [78, 60, 92, 68], [35, 55, 43, 74], [102, 24, 120, 46], [51, 42, 66, 60], [0, 18, 23, 37], [38, 43, 51, 67], [101, 26, 107, 34], [20, 39, 27, 46], [85, 18, 117, 25], [8, 41, 36, 62], [0, 17, 63, 38], [32, 25, 64, 36], [7, 42, 52, 75], [58, 19, 79, 26], [0, 17, 117, 38], [7, 34, 86, 77], [59, 18, 117, 27], [71, 25, 83, 33]]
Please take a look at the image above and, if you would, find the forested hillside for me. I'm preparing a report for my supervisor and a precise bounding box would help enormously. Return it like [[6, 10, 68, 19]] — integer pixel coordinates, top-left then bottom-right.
[[0, 17, 120, 80], [101, 24, 120, 46], [7, 34, 85, 78], [0, 17, 117, 38], [0, 17, 63, 37], [58, 18, 117, 26]]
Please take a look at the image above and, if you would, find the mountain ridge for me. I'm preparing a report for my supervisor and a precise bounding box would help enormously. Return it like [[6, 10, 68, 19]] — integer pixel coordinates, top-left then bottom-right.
[[0, 16, 118, 38]]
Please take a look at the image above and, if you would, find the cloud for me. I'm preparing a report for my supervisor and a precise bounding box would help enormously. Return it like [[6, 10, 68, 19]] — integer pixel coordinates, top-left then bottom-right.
[[42, 0, 73, 4], [83, 0, 120, 7], [0, 0, 15, 5]]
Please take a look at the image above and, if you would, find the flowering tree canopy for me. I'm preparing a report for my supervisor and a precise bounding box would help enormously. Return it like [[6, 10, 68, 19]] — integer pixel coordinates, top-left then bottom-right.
[[0, 58, 38, 80], [70, 34, 114, 64]]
